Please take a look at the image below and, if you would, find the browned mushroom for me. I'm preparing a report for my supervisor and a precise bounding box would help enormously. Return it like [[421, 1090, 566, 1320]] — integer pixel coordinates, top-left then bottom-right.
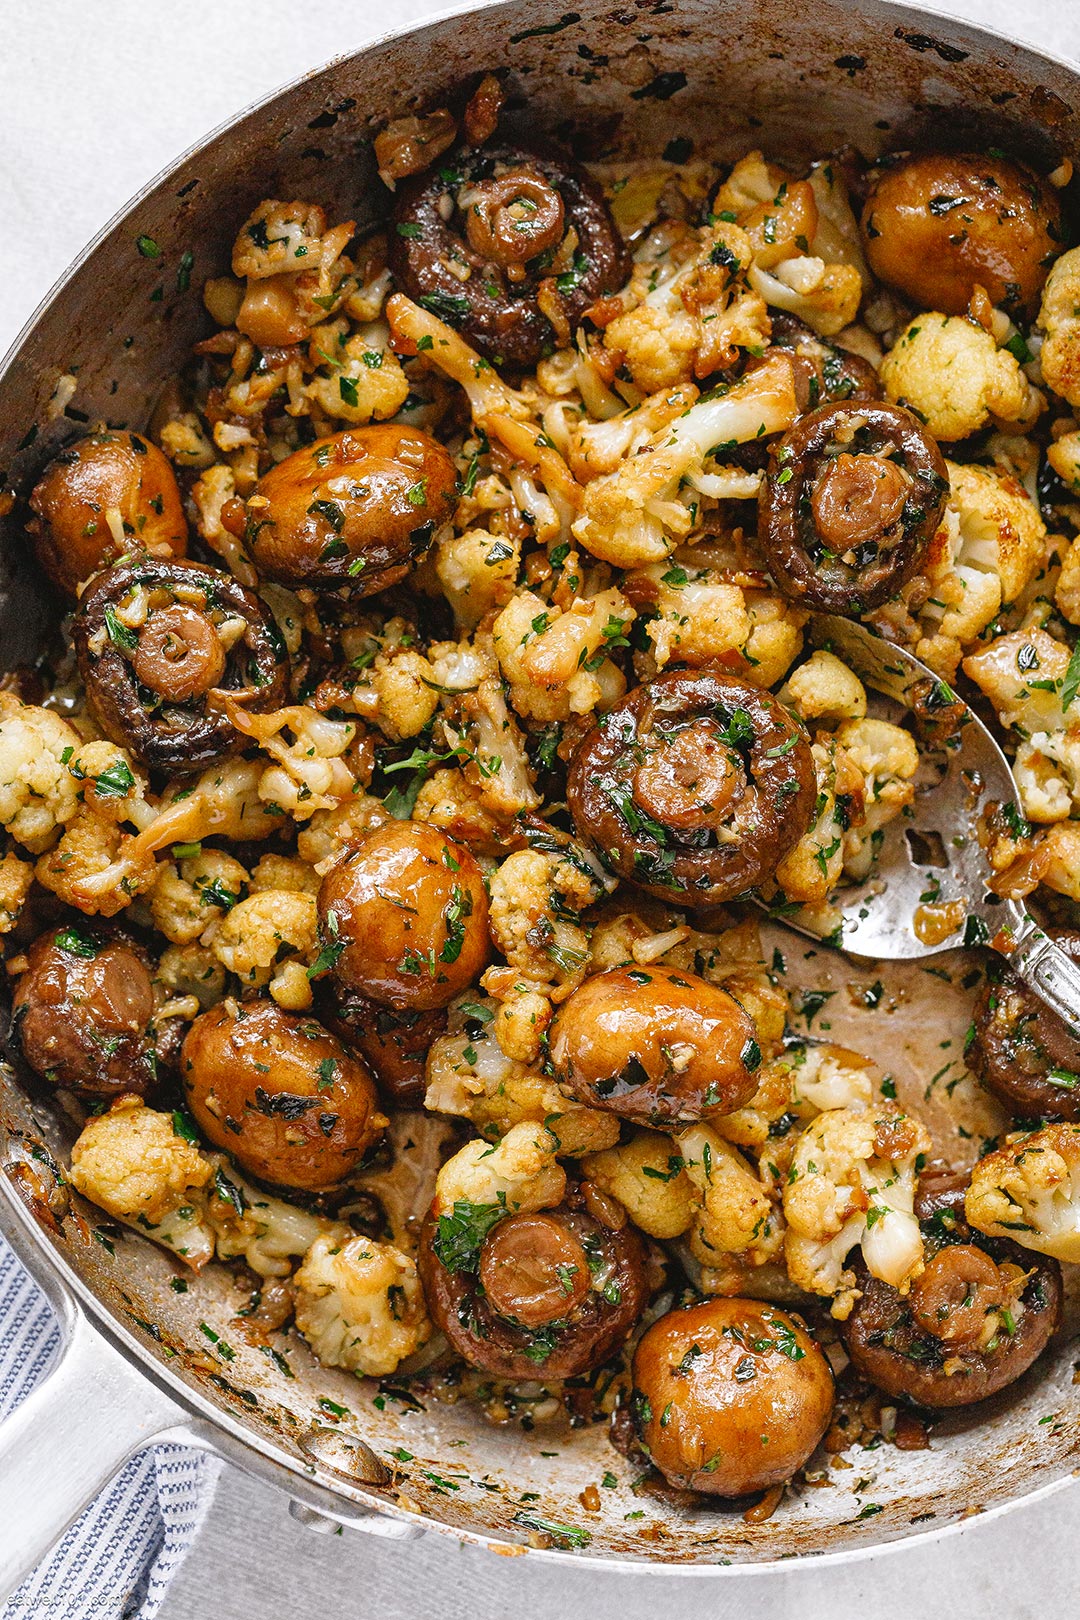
[[388, 140, 631, 367], [767, 312, 884, 413], [861, 152, 1062, 319], [758, 400, 949, 614], [631, 1298, 835, 1495], [418, 1192, 649, 1378], [317, 982, 447, 1110], [244, 425, 457, 592], [566, 669, 817, 906], [548, 965, 761, 1126], [842, 1167, 1062, 1406], [12, 924, 160, 1098], [317, 822, 489, 1012], [181, 999, 383, 1192], [27, 431, 187, 597], [73, 557, 289, 773], [968, 932, 1080, 1122]]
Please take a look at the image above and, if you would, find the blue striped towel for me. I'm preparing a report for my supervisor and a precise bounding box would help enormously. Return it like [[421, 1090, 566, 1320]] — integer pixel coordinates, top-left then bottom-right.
[[0, 1233, 221, 1619]]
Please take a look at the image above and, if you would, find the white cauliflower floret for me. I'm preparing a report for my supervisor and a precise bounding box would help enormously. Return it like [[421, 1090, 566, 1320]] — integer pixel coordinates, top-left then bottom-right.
[[580, 1130, 696, 1239], [780, 650, 867, 724], [788, 1042, 878, 1118], [433, 1120, 566, 1216], [436, 528, 520, 631], [603, 220, 771, 392], [571, 352, 798, 567], [303, 321, 409, 424], [443, 668, 541, 818], [748, 259, 862, 338], [1038, 246, 1080, 407], [835, 716, 918, 880], [249, 853, 319, 895], [966, 1124, 1080, 1263], [293, 1234, 431, 1376], [492, 588, 634, 723], [68, 1097, 215, 1270], [487, 848, 600, 988], [223, 702, 358, 819], [211, 889, 318, 1009], [232, 200, 330, 280], [964, 628, 1080, 823], [425, 997, 617, 1154], [0, 696, 83, 853], [914, 460, 1047, 678], [783, 1104, 931, 1315], [678, 1124, 784, 1268], [881, 314, 1042, 441]]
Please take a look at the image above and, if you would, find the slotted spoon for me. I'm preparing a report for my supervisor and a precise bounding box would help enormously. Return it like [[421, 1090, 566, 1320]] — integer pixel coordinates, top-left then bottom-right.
[[769, 615, 1080, 1036]]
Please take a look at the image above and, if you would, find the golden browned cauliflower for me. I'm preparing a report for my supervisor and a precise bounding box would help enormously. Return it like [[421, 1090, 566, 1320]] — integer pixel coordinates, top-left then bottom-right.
[[679, 1123, 785, 1268], [782, 1104, 931, 1315], [69, 1097, 215, 1269], [433, 1121, 566, 1216], [293, 1233, 431, 1376], [487, 847, 599, 989], [913, 460, 1048, 678], [966, 1124, 1080, 1263], [602, 219, 770, 392], [881, 314, 1042, 441], [491, 588, 634, 722], [210, 889, 318, 1009], [0, 850, 33, 933], [149, 849, 250, 946], [1038, 246, 1080, 407], [580, 1129, 697, 1239], [629, 551, 806, 686], [210, 1164, 349, 1279], [835, 716, 918, 880], [964, 628, 1080, 823], [303, 319, 409, 424]]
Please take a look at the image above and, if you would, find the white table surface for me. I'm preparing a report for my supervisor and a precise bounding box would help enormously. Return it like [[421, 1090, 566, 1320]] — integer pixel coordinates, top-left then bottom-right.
[[3, 1, 1080, 1615]]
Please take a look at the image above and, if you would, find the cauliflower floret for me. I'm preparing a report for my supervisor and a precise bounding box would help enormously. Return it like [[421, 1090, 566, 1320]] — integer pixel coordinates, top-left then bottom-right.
[[678, 1124, 785, 1267], [913, 460, 1048, 677], [0, 850, 32, 932], [748, 259, 862, 338], [1055, 526, 1080, 626], [249, 853, 319, 895], [783, 1104, 931, 1315], [570, 352, 798, 567], [0, 697, 83, 853], [881, 314, 1042, 441], [150, 849, 250, 945], [788, 1042, 878, 1118], [411, 767, 509, 854], [208, 1161, 348, 1278], [433, 1120, 566, 1216], [773, 736, 861, 905], [780, 650, 867, 724], [568, 384, 697, 483], [304, 323, 409, 424], [442, 668, 541, 818], [69, 1097, 215, 1269], [36, 808, 158, 917], [835, 716, 918, 880], [487, 848, 600, 988], [158, 412, 216, 471], [436, 528, 520, 631], [293, 1233, 431, 1376], [223, 702, 358, 819], [211, 889, 318, 1009], [157, 943, 227, 1011], [580, 1130, 696, 1239], [492, 588, 634, 723], [1048, 430, 1080, 502], [1038, 246, 1080, 407], [232, 200, 330, 280], [296, 794, 389, 870], [964, 628, 1080, 823], [629, 555, 806, 683], [425, 998, 617, 1154], [966, 1123, 1080, 1263], [603, 220, 770, 392]]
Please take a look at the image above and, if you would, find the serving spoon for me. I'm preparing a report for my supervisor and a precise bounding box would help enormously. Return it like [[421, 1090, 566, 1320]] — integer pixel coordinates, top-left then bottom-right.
[[768, 614, 1080, 1036]]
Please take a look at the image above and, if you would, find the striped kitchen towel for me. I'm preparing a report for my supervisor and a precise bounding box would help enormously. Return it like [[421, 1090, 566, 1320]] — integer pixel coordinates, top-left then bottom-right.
[[0, 1233, 221, 1619]]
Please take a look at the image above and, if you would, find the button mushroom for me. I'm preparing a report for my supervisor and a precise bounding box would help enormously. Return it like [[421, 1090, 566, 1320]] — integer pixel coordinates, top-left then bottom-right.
[[566, 669, 817, 906]]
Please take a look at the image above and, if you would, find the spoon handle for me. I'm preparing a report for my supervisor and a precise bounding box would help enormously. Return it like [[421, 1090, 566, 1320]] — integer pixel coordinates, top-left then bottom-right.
[[1005, 910, 1080, 1037]]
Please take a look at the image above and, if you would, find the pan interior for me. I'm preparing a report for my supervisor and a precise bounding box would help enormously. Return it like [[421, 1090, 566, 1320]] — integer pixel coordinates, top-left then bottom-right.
[[3, 0, 1080, 1567]]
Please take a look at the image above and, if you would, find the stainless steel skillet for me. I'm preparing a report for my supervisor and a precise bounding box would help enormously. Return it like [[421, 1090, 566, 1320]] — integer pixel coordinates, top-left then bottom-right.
[[3, 0, 1080, 1593]]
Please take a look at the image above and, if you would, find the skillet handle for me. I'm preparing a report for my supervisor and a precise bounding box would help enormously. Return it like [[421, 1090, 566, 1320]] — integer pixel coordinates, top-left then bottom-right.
[[0, 1291, 187, 1603]]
